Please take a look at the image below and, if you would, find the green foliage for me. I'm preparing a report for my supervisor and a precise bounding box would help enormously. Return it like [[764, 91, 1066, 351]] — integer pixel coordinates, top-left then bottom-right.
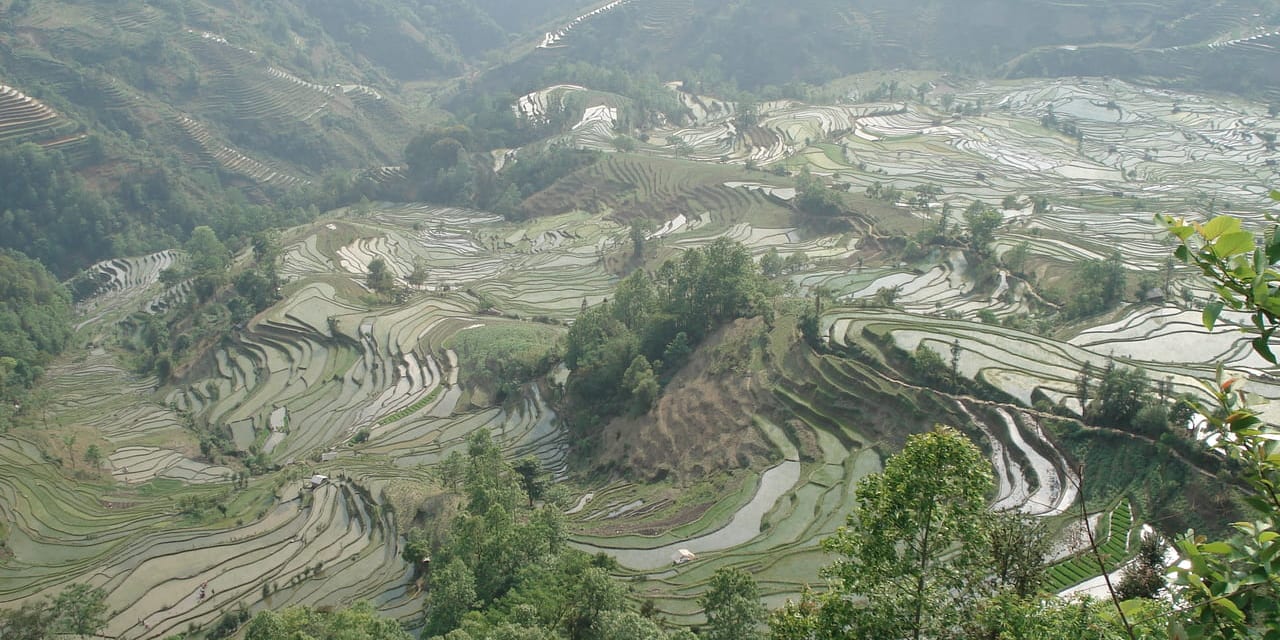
[[661, 332, 693, 376], [449, 324, 562, 401], [504, 147, 602, 203], [246, 601, 411, 640], [1004, 242, 1031, 275], [513, 456, 549, 507], [909, 343, 955, 391], [1088, 363, 1149, 429], [971, 593, 1167, 640], [700, 568, 766, 640], [760, 248, 784, 278], [403, 126, 601, 217], [0, 143, 122, 275], [1167, 367, 1280, 637], [0, 583, 107, 639], [564, 239, 767, 426], [622, 355, 660, 416], [409, 429, 691, 640], [186, 226, 228, 276], [0, 250, 72, 404], [1161, 207, 1280, 362], [986, 512, 1051, 598], [367, 257, 396, 295], [963, 200, 1003, 255], [426, 558, 479, 637], [1116, 532, 1167, 601], [1064, 253, 1127, 319], [795, 168, 845, 216], [818, 426, 994, 639], [1157, 209, 1280, 637]]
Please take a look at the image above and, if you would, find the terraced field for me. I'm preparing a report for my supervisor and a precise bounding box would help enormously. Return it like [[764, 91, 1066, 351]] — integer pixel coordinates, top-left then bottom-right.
[[7, 72, 1279, 634], [0, 82, 82, 148], [176, 115, 308, 187]]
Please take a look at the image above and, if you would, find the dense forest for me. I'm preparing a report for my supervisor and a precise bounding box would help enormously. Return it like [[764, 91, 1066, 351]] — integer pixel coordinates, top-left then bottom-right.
[[0, 251, 72, 404]]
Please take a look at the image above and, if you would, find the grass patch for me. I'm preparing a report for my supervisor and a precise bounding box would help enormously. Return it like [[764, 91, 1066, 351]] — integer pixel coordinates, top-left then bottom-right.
[[445, 322, 563, 392], [1044, 499, 1134, 591], [377, 384, 444, 426]]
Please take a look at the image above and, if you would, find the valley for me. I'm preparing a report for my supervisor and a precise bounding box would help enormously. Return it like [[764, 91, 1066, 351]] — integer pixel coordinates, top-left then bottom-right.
[[0, 0, 1278, 637]]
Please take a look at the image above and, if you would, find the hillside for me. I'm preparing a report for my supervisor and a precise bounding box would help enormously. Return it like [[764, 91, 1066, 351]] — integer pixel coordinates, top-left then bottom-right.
[[469, 0, 1280, 100], [0, 0, 1279, 637]]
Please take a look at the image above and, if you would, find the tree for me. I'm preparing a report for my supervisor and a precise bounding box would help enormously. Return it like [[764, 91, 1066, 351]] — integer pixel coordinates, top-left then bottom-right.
[[593, 611, 667, 640], [437, 450, 467, 491], [964, 200, 1003, 254], [630, 219, 655, 258], [1004, 241, 1030, 274], [972, 594, 1165, 640], [699, 568, 766, 640], [795, 167, 844, 216], [186, 225, 228, 276], [1064, 253, 1127, 319], [760, 248, 784, 278], [818, 426, 994, 640], [425, 558, 477, 636], [1089, 363, 1148, 428], [367, 258, 396, 295], [565, 567, 625, 640], [0, 601, 53, 640], [0, 249, 72, 404], [49, 584, 108, 635], [248, 602, 411, 640], [1032, 195, 1051, 214], [661, 332, 692, 375], [1076, 362, 1095, 412], [622, 355, 659, 416], [513, 456, 547, 507], [613, 271, 657, 331], [407, 258, 430, 289], [985, 512, 1050, 598], [1116, 531, 1167, 601], [783, 251, 808, 273], [1002, 194, 1020, 210], [83, 444, 102, 469]]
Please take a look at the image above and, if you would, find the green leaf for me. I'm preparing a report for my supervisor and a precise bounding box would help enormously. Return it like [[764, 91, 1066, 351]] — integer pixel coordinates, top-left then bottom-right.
[[1202, 216, 1242, 241], [1119, 599, 1148, 619], [1271, 189, 1280, 202], [1213, 231, 1256, 258], [1203, 301, 1224, 331], [1201, 541, 1234, 555], [1253, 336, 1278, 364], [1213, 598, 1247, 622], [1265, 225, 1280, 263]]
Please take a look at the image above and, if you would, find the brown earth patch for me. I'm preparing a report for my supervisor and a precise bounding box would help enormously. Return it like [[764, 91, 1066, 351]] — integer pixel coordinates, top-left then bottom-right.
[[590, 317, 779, 484]]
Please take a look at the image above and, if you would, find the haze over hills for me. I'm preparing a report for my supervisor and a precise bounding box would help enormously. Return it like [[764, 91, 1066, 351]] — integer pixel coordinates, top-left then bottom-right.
[[0, 1, 1279, 639]]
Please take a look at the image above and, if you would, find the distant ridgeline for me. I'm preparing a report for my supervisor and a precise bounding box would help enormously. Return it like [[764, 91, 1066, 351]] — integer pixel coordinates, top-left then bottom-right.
[[470, 0, 1280, 100]]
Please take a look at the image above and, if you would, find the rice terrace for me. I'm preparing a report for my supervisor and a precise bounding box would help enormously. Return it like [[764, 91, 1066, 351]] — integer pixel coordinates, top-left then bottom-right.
[[0, 0, 1279, 638]]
